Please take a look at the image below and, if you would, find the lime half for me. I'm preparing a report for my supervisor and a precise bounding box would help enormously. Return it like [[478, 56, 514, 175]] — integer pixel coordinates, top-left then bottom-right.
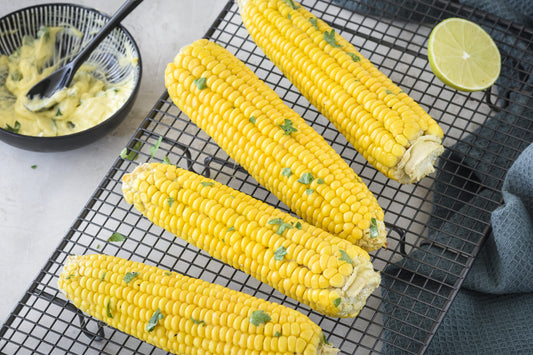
[[427, 17, 501, 92]]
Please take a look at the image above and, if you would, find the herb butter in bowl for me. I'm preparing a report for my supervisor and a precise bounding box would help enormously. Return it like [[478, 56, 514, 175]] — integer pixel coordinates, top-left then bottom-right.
[[0, 3, 142, 151]]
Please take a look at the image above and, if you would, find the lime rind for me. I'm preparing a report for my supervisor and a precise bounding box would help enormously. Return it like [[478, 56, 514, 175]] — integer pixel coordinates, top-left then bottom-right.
[[427, 17, 501, 92]]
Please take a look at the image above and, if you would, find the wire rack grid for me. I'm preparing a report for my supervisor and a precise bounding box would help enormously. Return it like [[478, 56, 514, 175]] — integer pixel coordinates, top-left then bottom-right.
[[1, 0, 532, 354]]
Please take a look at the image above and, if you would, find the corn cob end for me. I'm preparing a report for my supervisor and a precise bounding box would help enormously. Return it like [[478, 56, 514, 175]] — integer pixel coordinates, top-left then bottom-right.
[[394, 135, 444, 184]]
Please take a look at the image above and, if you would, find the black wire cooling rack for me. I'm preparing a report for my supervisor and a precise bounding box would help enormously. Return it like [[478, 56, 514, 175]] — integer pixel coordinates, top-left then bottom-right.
[[1, 0, 532, 354]]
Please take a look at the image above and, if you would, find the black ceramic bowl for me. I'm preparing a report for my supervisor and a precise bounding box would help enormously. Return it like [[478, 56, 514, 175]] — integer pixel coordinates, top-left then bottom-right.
[[0, 3, 142, 151]]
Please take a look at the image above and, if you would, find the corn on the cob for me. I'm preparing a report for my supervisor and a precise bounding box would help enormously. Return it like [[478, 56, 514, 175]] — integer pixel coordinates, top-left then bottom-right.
[[122, 162, 381, 318], [236, 0, 444, 184], [165, 38, 386, 251], [58, 254, 340, 355]]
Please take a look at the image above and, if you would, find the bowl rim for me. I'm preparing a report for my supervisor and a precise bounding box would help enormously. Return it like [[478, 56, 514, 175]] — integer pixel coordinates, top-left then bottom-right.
[[0, 2, 143, 144]]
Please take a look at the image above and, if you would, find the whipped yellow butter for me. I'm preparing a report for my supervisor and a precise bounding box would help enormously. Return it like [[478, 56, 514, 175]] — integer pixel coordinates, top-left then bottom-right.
[[0, 25, 136, 137]]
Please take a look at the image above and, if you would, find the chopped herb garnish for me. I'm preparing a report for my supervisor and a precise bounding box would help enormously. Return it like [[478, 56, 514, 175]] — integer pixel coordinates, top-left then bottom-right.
[[107, 232, 126, 243], [321, 333, 330, 345], [146, 309, 164, 332], [249, 310, 271, 326], [163, 155, 171, 164], [106, 300, 113, 318], [96, 244, 101, 249], [5, 121, 21, 134], [316, 178, 324, 185], [385, 89, 394, 95], [274, 331, 282, 337], [123, 272, 139, 284], [268, 218, 294, 235], [150, 136, 163, 159], [281, 167, 292, 177], [287, 13, 291, 20], [309, 17, 319, 30], [274, 246, 288, 261], [369, 217, 379, 239], [120, 141, 142, 161], [295, 221, 302, 230], [279, 119, 297, 135], [227, 226, 235, 232], [297, 172, 314, 184], [113, 88, 120, 93], [200, 181, 214, 187], [10, 71, 21, 81], [333, 297, 342, 307], [347, 52, 360, 62], [164, 271, 172, 276], [190, 317, 206, 327], [65, 274, 75, 280], [324, 29, 341, 48], [282, 0, 299, 9], [31, 165, 37, 169], [37, 26, 50, 40], [56, 108, 63, 117], [355, 175, 362, 183], [305, 188, 314, 195], [339, 250, 354, 264], [249, 116, 256, 124], [193, 77, 207, 90], [67, 121, 75, 129], [167, 197, 175, 207], [100, 271, 106, 281], [230, 195, 235, 199]]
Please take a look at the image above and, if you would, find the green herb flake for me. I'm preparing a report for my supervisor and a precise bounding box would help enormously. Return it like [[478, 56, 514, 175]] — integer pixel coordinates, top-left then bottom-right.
[[100, 271, 106, 282], [274, 331, 282, 337], [230, 195, 235, 199], [150, 136, 163, 159], [227, 226, 235, 232], [274, 246, 288, 261], [297, 172, 314, 184], [123, 272, 139, 284], [5, 121, 21, 134], [309, 17, 319, 30], [324, 29, 341, 48], [163, 155, 171, 165], [146, 309, 164, 332], [321, 333, 330, 345], [316, 178, 324, 184], [347, 52, 360, 62], [249, 115, 256, 124], [120, 141, 142, 161], [96, 244, 101, 249], [164, 271, 172, 276], [281, 167, 292, 177], [249, 310, 271, 326], [107, 232, 126, 243], [65, 274, 75, 280], [193, 77, 207, 90], [279, 119, 298, 135], [106, 300, 113, 318], [339, 250, 354, 264], [268, 218, 294, 235], [113, 88, 120, 93], [167, 197, 175, 207], [385, 89, 394, 95], [10, 71, 21, 81], [67, 121, 75, 129], [355, 175, 362, 183], [282, 0, 299, 9], [287, 13, 291, 20], [305, 188, 314, 195], [295, 221, 302, 230], [56, 108, 63, 117], [370, 217, 379, 239], [31, 165, 37, 169], [190, 317, 206, 327], [200, 181, 214, 187], [333, 297, 342, 307]]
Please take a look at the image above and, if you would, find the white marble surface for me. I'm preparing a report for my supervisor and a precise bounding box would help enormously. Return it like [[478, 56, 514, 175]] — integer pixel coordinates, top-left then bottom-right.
[[0, 0, 227, 325]]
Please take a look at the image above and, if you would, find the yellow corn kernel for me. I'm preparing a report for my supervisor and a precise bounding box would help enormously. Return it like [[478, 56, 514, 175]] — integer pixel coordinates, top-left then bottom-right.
[[237, 0, 444, 183], [122, 163, 381, 318]]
